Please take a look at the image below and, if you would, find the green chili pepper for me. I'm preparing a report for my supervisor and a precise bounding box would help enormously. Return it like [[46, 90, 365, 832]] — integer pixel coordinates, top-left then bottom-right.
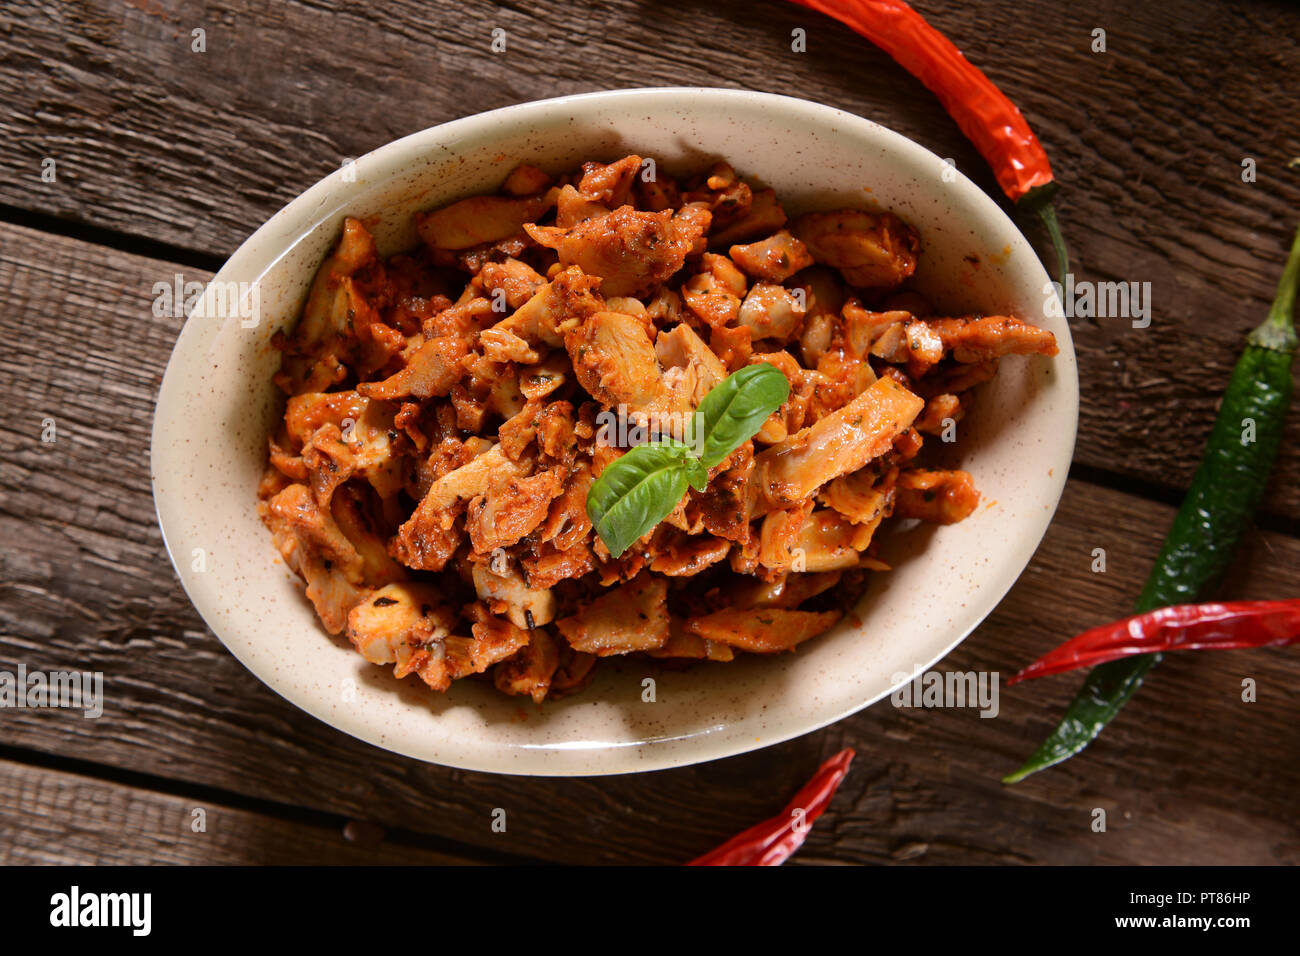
[[1005, 221, 1300, 784]]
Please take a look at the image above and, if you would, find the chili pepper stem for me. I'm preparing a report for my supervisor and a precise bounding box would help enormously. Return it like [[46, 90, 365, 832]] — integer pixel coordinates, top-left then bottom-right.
[[1035, 201, 1070, 291], [1250, 222, 1300, 352], [1015, 184, 1070, 292]]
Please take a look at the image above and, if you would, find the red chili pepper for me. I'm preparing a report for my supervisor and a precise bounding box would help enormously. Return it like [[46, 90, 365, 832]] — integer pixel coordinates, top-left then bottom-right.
[[687, 748, 854, 866], [787, 0, 1069, 283], [1009, 600, 1300, 685]]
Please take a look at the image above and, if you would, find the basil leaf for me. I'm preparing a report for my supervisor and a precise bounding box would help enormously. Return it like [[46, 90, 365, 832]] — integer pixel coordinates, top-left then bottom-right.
[[681, 455, 709, 493], [586, 440, 693, 558], [692, 363, 791, 468], [584, 365, 791, 555]]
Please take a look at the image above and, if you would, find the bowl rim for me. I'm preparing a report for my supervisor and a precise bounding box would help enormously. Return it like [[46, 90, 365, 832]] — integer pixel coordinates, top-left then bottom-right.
[[151, 86, 1079, 775]]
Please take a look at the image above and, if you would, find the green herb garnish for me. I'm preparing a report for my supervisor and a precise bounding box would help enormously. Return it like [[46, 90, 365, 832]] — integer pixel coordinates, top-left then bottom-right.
[[586, 364, 790, 557]]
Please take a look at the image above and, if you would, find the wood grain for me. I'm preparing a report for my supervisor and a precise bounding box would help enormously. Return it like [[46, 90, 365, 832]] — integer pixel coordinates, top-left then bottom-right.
[[2, 0, 1299, 518], [0, 757, 483, 865], [2, 222, 1297, 865]]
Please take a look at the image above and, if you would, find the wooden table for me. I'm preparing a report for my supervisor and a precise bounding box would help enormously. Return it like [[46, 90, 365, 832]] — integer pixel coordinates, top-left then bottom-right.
[[1, 0, 1298, 866]]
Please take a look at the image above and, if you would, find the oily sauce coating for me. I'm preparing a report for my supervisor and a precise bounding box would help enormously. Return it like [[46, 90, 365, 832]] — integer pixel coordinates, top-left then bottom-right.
[[258, 156, 1058, 701]]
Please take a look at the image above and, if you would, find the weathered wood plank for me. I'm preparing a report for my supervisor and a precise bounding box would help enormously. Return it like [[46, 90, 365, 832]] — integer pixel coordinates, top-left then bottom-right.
[[1, 223, 1297, 864], [2, 0, 1299, 517], [0, 757, 485, 865]]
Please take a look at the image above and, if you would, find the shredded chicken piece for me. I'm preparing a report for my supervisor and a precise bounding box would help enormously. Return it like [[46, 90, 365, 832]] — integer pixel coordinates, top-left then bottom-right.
[[648, 621, 736, 662], [578, 155, 643, 206], [417, 191, 557, 250], [564, 309, 665, 414], [522, 542, 597, 590], [495, 266, 604, 348], [820, 465, 896, 526], [301, 423, 354, 507], [685, 607, 843, 653], [480, 326, 540, 366], [730, 570, 843, 609], [554, 573, 670, 656], [696, 442, 755, 542], [808, 329, 877, 424], [915, 393, 963, 434], [392, 444, 526, 570], [330, 484, 406, 584], [709, 323, 753, 371], [757, 502, 813, 569], [529, 205, 705, 298], [655, 322, 728, 411], [840, 302, 909, 354], [686, 163, 753, 235], [471, 562, 557, 629], [277, 218, 378, 394], [469, 616, 532, 668], [870, 323, 909, 363], [410, 607, 533, 691], [555, 184, 611, 228], [494, 626, 560, 702], [466, 467, 564, 552], [923, 316, 1060, 362], [751, 376, 924, 512], [792, 210, 919, 289], [737, 282, 808, 343], [792, 508, 881, 571], [682, 274, 740, 328], [894, 468, 981, 524], [478, 257, 546, 309], [497, 398, 544, 460], [263, 483, 364, 633], [501, 163, 554, 197], [537, 464, 593, 548], [262, 153, 1054, 701], [284, 390, 366, 447], [693, 194, 774, 252], [729, 230, 813, 283], [346, 582, 456, 678], [357, 334, 468, 400], [422, 443, 524, 511]]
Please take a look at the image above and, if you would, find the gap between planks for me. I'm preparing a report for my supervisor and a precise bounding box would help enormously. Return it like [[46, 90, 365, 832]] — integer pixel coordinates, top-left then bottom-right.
[[2, 0, 1298, 520], [2, 215, 1299, 865], [0, 750, 500, 865]]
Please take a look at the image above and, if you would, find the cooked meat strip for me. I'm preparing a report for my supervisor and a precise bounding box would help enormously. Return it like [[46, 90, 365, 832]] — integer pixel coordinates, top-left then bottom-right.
[[684, 607, 843, 653], [751, 376, 924, 512], [263, 153, 1051, 701], [554, 573, 670, 656], [791, 210, 919, 290], [894, 468, 981, 524]]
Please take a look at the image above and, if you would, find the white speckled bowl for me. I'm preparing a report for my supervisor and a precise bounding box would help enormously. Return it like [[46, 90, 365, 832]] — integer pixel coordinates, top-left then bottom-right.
[[152, 88, 1077, 775]]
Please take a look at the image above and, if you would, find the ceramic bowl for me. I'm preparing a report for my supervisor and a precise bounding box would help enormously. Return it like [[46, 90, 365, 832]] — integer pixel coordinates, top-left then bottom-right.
[[151, 87, 1078, 775]]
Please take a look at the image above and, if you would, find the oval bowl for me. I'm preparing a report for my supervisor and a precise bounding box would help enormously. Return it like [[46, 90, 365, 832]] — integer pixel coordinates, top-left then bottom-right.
[[151, 87, 1078, 775]]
